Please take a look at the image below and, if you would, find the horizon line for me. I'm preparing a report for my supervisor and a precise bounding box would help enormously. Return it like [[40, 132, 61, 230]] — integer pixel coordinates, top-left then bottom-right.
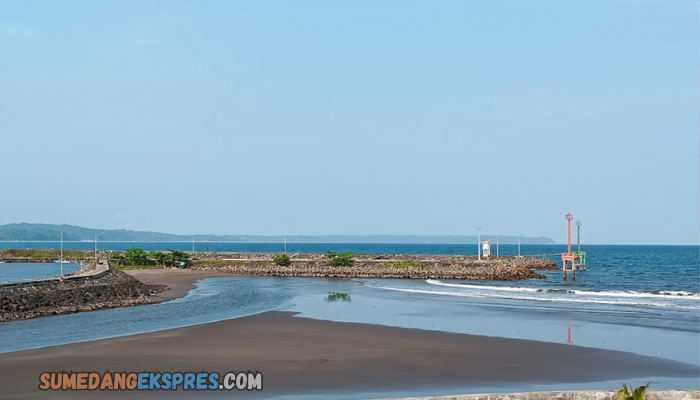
[[1, 240, 699, 246]]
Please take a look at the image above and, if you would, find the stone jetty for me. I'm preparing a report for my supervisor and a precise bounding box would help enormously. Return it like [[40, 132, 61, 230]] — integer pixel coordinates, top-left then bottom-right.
[[0, 249, 94, 263], [0, 251, 559, 323], [0, 266, 165, 323], [193, 253, 559, 281]]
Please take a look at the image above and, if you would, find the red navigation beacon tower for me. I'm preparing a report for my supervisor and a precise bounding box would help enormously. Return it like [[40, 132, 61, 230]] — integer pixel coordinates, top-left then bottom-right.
[[561, 212, 577, 280]]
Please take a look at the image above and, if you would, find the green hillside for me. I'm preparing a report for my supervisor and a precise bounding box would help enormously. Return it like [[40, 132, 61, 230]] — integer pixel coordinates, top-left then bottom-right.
[[0, 223, 555, 244]]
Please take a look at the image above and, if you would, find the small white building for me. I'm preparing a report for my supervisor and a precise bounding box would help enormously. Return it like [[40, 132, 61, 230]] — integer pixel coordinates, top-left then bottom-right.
[[482, 240, 491, 259]]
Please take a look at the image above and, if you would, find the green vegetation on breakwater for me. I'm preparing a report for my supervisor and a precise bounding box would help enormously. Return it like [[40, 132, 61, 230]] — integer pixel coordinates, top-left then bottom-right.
[[109, 248, 190, 269], [1, 249, 91, 260], [273, 254, 291, 266], [190, 254, 558, 281], [326, 251, 353, 266], [379, 261, 432, 269]]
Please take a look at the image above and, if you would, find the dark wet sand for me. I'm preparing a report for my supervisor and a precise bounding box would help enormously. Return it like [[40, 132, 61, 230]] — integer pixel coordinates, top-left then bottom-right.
[[124, 268, 228, 302], [0, 311, 697, 399]]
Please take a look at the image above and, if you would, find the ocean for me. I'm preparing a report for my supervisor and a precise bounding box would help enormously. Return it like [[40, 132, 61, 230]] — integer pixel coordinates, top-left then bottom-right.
[[2, 242, 698, 294], [0, 243, 698, 396], [0, 262, 82, 283]]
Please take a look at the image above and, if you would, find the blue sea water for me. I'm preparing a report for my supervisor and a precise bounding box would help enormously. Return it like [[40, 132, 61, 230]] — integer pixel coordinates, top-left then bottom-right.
[[0, 243, 697, 397], [0, 262, 81, 283], [2, 242, 698, 295], [0, 275, 698, 395]]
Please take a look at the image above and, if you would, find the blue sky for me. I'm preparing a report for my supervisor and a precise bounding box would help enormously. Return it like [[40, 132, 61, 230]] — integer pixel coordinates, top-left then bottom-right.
[[0, 0, 697, 244]]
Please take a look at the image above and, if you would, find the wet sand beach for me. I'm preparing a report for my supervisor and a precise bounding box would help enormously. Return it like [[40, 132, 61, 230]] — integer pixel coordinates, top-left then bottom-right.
[[0, 310, 697, 399], [125, 268, 228, 302]]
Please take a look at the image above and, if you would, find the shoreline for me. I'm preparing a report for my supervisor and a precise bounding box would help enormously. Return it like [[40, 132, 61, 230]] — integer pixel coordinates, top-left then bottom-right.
[[0, 311, 697, 399], [1, 269, 697, 399], [0, 251, 559, 322], [0, 267, 228, 323], [123, 268, 229, 303], [0, 266, 165, 323]]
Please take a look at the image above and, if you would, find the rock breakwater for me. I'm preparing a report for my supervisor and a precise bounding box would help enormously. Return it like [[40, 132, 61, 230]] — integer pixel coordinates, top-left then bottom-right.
[[0, 249, 94, 263], [194, 253, 559, 281], [0, 267, 166, 323]]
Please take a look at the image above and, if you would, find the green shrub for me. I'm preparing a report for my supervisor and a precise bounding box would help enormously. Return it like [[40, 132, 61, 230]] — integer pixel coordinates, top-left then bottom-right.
[[150, 250, 190, 267], [617, 382, 650, 400], [326, 251, 353, 266], [109, 253, 127, 266], [124, 248, 151, 266], [273, 254, 291, 266], [151, 251, 168, 266]]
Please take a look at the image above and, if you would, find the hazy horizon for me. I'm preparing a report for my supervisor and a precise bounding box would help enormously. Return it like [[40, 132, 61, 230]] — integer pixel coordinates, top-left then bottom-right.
[[1, 1, 698, 245], [1, 222, 698, 246]]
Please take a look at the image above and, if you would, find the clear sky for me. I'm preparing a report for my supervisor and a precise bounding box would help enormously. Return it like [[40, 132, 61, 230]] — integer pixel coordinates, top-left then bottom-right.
[[0, 0, 698, 245]]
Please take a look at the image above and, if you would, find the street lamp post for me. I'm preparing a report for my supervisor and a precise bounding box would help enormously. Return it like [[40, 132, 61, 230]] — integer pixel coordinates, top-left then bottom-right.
[[474, 227, 482, 261], [496, 234, 499, 257], [60, 231, 64, 278], [94, 232, 105, 263], [518, 234, 523, 257]]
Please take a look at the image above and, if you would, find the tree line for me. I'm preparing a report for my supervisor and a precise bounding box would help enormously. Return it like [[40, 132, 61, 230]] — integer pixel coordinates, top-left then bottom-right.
[[110, 248, 191, 267]]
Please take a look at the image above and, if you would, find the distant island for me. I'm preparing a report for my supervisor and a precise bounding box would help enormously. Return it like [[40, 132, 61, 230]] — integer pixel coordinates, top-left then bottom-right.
[[0, 223, 556, 244]]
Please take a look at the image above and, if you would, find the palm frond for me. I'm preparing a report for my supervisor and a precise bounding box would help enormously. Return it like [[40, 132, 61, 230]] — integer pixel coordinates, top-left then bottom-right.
[[617, 382, 651, 400], [617, 383, 631, 400], [632, 382, 651, 400]]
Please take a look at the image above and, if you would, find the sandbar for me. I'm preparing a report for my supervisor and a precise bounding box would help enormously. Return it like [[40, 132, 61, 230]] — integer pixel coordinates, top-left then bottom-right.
[[0, 310, 696, 399]]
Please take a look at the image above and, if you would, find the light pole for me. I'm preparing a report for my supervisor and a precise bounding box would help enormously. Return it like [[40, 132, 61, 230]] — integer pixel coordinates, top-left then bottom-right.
[[474, 227, 481, 260], [496, 234, 499, 257], [518, 234, 523, 257], [284, 235, 287, 253], [60, 231, 64, 278], [94, 232, 105, 263]]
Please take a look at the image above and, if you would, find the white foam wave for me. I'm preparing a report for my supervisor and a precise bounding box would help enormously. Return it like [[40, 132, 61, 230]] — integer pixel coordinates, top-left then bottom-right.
[[426, 280, 541, 293], [425, 280, 700, 300], [373, 285, 700, 310]]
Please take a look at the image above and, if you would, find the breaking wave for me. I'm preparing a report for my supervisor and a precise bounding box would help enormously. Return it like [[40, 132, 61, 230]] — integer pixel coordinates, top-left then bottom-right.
[[360, 279, 700, 310], [426, 280, 700, 299]]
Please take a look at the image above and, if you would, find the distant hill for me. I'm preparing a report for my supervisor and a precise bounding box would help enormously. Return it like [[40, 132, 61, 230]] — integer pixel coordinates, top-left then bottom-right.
[[0, 223, 555, 244], [0, 223, 227, 242]]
